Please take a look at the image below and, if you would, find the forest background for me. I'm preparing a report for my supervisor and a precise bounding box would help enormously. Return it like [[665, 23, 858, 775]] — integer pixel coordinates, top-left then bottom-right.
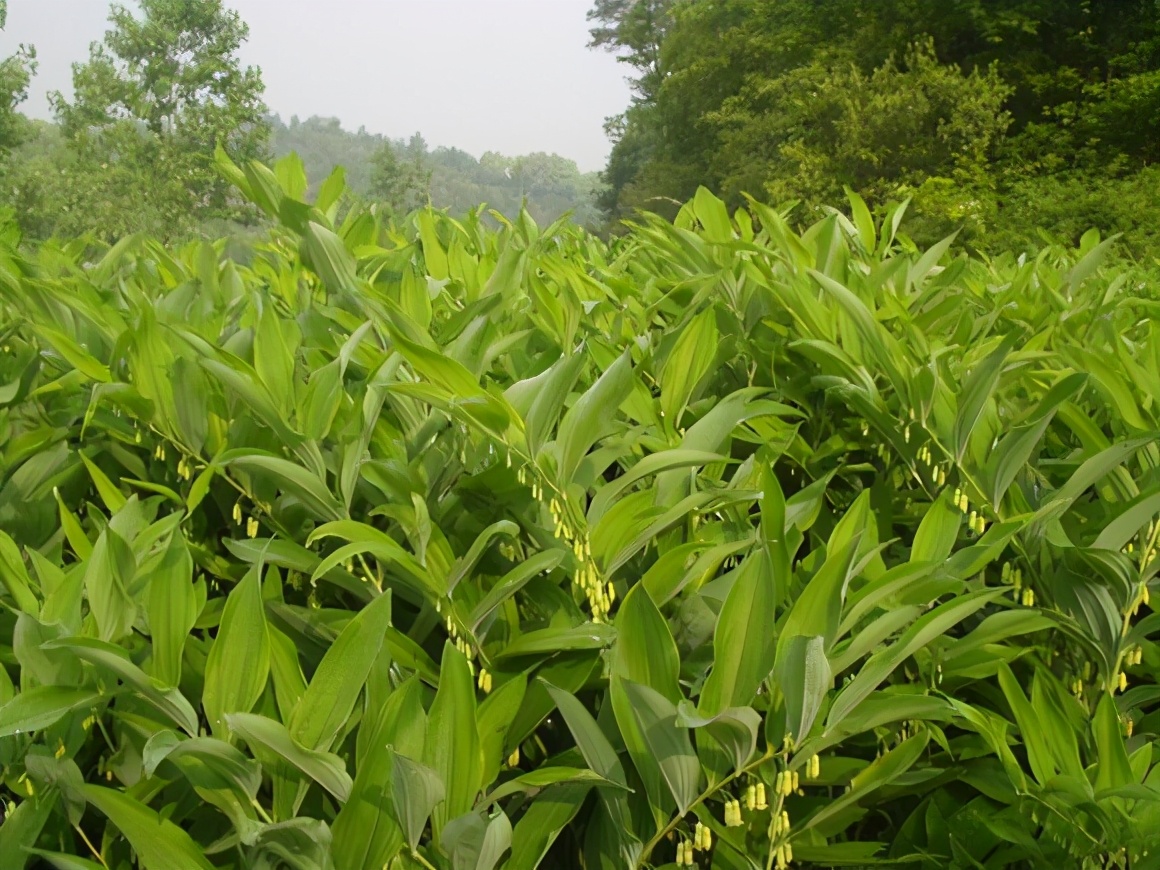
[[3, 0, 1160, 254]]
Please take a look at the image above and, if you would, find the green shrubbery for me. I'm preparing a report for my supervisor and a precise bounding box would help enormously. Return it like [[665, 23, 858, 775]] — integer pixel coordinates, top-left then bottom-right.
[[0, 156, 1158, 869]]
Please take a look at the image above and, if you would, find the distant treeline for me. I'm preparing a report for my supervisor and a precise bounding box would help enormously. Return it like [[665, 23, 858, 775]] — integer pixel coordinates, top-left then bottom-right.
[[0, 0, 604, 244], [270, 115, 605, 228]]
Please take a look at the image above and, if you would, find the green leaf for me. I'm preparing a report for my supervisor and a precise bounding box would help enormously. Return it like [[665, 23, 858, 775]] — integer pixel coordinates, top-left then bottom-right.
[[44, 637, 199, 735], [82, 785, 214, 870], [801, 731, 930, 835], [826, 589, 1003, 730], [543, 682, 635, 838], [996, 663, 1057, 787], [619, 679, 699, 814], [775, 634, 831, 744], [226, 712, 352, 803], [700, 550, 776, 716], [32, 325, 111, 383], [660, 308, 718, 428], [613, 582, 681, 703], [79, 453, 126, 513], [442, 808, 511, 870], [911, 489, 961, 564], [0, 687, 101, 737], [1093, 487, 1160, 552], [288, 590, 392, 750], [83, 527, 137, 643], [504, 784, 590, 870], [985, 372, 1086, 507], [301, 221, 358, 294], [425, 643, 483, 843], [144, 532, 198, 688], [1093, 692, 1134, 792], [469, 550, 563, 631], [0, 531, 41, 615], [952, 333, 1020, 463], [220, 450, 346, 523], [557, 350, 633, 485], [202, 562, 270, 738], [391, 750, 446, 851]]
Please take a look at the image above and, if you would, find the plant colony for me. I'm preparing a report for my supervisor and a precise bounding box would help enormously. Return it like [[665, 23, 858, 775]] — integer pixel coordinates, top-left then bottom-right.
[[0, 153, 1157, 869]]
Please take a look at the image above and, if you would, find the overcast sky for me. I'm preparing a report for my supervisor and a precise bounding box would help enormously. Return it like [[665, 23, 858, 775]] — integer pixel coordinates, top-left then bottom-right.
[[3, 0, 632, 172]]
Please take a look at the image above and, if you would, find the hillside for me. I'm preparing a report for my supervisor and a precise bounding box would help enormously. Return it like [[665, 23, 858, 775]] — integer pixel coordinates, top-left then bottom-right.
[[271, 115, 606, 227]]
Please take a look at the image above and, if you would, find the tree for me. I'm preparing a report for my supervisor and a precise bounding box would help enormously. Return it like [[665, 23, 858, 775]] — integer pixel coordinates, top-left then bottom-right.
[[369, 140, 430, 217], [51, 0, 269, 240], [0, 0, 36, 154], [587, 0, 673, 102], [591, 0, 1160, 252]]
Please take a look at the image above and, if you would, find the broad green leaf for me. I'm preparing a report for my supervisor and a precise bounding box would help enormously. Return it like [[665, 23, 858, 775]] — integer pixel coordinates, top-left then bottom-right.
[[202, 562, 270, 737], [619, 679, 699, 814], [557, 350, 633, 484], [82, 785, 214, 870], [289, 590, 392, 750], [425, 643, 483, 843], [227, 712, 352, 802], [391, 750, 446, 851], [613, 582, 681, 703], [776, 634, 830, 744], [43, 637, 198, 735], [700, 550, 776, 716], [0, 686, 101, 737], [83, 527, 136, 643], [660, 308, 718, 428], [503, 784, 591, 870], [952, 332, 1020, 463]]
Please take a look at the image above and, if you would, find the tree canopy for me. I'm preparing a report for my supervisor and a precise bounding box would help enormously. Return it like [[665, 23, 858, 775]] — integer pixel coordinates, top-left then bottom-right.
[[595, 0, 1160, 253], [42, 0, 269, 240], [0, 0, 36, 155]]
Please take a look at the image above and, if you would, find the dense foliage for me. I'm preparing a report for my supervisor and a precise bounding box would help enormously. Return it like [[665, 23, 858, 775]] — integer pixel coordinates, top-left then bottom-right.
[[593, 0, 1160, 255], [0, 0, 602, 244], [0, 152, 1158, 869], [0, 0, 35, 156], [2, 0, 269, 243]]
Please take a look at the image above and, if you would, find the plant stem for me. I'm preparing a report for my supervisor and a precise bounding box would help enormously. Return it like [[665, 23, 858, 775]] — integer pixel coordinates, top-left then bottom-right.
[[637, 747, 776, 867]]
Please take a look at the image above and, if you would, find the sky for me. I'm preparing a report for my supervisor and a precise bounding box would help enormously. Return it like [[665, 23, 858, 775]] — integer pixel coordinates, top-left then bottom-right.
[[2, 0, 633, 172]]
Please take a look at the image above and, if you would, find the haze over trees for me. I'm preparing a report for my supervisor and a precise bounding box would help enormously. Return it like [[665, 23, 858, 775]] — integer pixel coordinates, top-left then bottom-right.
[[0, 1, 604, 242]]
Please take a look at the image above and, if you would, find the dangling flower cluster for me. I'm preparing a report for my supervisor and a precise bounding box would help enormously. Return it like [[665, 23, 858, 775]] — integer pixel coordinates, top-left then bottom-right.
[[518, 464, 612, 621], [507, 747, 520, 767], [1115, 671, 1128, 693], [1131, 583, 1151, 616], [1020, 587, 1035, 607], [16, 773, 33, 797], [771, 808, 791, 838], [692, 821, 711, 852], [176, 456, 193, 481], [953, 488, 969, 515], [676, 840, 695, 866], [1124, 715, 1135, 738], [477, 668, 493, 693], [152, 443, 167, 461], [447, 618, 479, 676], [744, 781, 769, 811], [774, 841, 794, 868], [232, 501, 244, 525], [804, 754, 821, 780], [1125, 645, 1144, 667], [246, 516, 259, 538], [724, 797, 744, 826], [774, 769, 799, 797]]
